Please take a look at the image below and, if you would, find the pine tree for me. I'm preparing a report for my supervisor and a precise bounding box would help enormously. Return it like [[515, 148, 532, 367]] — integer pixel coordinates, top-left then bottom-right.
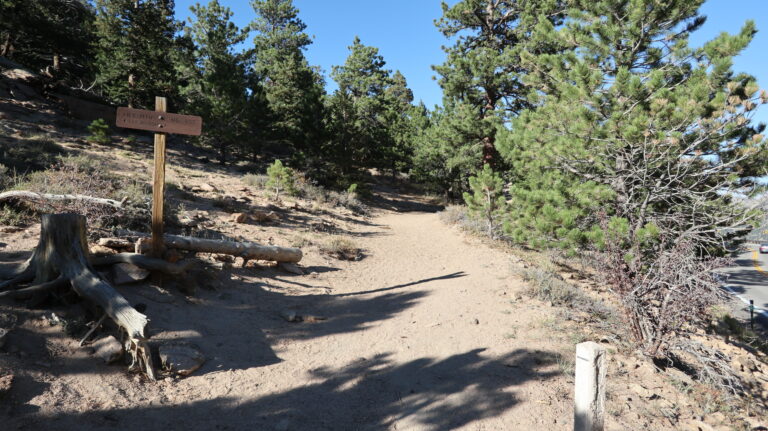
[[250, 0, 325, 160], [433, 0, 565, 167], [411, 102, 483, 198], [0, 0, 94, 75], [498, 0, 768, 356], [179, 0, 251, 165], [327, 37, 396, 174], [93, 0, 181, 108], [266, 159, 295, 200], [501, 0, 767, 251], [463, 164, 507, 238], [382, 71, 419, 176]]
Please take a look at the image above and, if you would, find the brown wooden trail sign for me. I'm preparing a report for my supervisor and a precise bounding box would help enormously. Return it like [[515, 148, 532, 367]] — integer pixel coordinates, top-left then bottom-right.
[[116, 106, 202, 136], [115, 98, 203, 258]]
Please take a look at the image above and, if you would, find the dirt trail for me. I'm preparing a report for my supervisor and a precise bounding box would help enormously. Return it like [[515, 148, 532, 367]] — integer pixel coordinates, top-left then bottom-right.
[[2, 205, 578, 430]]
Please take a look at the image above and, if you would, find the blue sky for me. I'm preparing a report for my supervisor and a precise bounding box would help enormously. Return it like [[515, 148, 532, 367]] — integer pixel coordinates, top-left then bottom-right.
[[174, 0, 768, 125]]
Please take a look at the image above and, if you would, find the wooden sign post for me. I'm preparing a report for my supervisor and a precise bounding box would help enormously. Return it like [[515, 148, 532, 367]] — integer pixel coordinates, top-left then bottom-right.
[[116, 98, 202, 258]]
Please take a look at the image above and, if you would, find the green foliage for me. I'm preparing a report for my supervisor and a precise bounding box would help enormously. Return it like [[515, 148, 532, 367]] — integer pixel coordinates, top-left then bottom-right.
[[463, 164, 507, 238], [250, 0, 325, 160], [500, 0, 767, 254], [266, 159, 296, 200], [493, 0, 767, 357], [411, 102, 480, 197], [179, 0, 253, 165], [0, 135, 62, 174], [432, 0, 565, 170], [86, 118, 111, 145], [324, 37, 417, 178], [93, 0, 182, 108], [0, 0, 95, 77]]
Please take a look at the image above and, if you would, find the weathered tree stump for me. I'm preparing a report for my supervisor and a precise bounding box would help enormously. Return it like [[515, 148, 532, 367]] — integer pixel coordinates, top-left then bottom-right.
[[0, 214, 156, 379]]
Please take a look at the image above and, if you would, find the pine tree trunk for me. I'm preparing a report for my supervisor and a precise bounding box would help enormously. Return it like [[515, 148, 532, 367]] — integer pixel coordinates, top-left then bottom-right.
[[0, 214, 156, 378], [52, 53, 61, 72], [29, 214, 149, 339], [481, 136, 500, 167]]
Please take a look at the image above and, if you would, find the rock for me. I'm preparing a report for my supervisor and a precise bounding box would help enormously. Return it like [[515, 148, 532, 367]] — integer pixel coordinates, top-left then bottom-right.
[[628, 383, 653, 398], [0, 328, 8, 349], [0, 372, 13, 398], [111, 263, 150, 285], [92, 336, 123, 364], [281, 310, 300, 322], [89, 244, 116, 256], [734, 356, 757, 373], [199, 183, 217, 192], [278, 262, 304, 275], [471, 318, 480, 325], [159, 344, 205, 377], [252, 210, 280, 223], [231, 212, 248, 223], [97, 238, 133, 249]]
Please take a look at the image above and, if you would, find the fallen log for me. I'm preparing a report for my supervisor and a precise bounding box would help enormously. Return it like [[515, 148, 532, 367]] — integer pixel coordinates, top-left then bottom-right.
[[0, 190, 127, 209], [0, 214, 155, 379], [113, 231, 303, 263], [92, 253, 193, 276]]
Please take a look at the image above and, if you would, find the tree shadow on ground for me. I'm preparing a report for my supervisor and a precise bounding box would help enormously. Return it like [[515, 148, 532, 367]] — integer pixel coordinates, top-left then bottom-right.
[[4, 347, 563, 431]]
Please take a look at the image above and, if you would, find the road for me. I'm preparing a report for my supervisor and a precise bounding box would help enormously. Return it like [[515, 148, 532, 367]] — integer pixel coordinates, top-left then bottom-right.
[[719, 243, 768, 329]]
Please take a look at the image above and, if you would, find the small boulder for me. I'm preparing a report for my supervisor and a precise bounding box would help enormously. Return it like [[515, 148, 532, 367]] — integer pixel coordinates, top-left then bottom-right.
[[159, 344, 205, 377], [90, 245, 116, 256], [733, 356, 757, 373], [252, 210, 280, 223], [92, 336, 123, 364], [231, 212, 249, 223], [199, 183, 217, 192], [112, 263, 150, 285], [628, 383, 653, 399], [281, 310, 300, 322]]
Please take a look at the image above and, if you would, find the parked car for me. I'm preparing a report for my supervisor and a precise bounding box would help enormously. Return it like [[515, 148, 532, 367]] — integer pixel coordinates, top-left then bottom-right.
[[760, 244, 768, 254]]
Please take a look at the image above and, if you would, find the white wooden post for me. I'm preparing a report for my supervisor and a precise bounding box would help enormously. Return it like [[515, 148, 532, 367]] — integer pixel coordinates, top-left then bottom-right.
[[574, 341, 606, 431]]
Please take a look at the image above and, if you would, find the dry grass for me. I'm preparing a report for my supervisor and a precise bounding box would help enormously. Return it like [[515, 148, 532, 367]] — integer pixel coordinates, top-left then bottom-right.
[[0, 153, 151, 229], [320, 237, 363, 261]]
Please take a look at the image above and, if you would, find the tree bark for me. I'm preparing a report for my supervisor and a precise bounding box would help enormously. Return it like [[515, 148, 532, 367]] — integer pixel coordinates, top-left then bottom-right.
[[0, 214, 155, 378], [123, 232, 303, 263], [0, 191, 126, 209]]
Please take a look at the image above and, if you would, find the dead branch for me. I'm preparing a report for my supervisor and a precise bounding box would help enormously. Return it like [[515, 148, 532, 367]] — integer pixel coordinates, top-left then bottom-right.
[[116, 231, 303, 263], [0, 276, 68, 299], [0, 214, 153, 378], [0, 191, 126, 209]]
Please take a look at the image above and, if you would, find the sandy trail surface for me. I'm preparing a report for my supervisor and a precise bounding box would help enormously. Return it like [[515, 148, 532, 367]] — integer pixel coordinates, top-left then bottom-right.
[[2, 209, 573, 430]]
